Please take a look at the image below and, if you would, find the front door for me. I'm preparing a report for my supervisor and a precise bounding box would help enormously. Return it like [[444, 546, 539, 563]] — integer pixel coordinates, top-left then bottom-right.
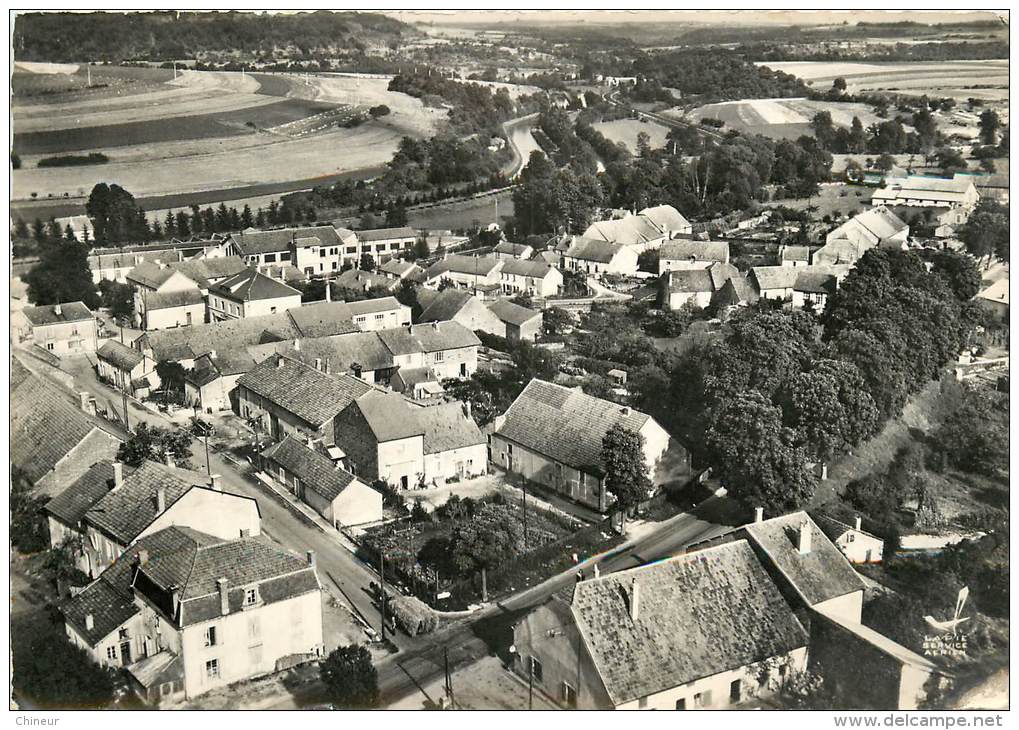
[[270, 414, 280, 440], [120, 641, 132, 666], [400, 475, 409, 490]]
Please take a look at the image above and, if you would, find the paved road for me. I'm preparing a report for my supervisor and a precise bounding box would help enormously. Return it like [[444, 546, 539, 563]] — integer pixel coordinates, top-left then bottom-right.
[[56, 353, 401, 652]]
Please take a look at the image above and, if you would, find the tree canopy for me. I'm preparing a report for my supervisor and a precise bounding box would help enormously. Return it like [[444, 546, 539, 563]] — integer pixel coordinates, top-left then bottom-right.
[[116, 423, 193, 467], [319, 644, 380, 709]]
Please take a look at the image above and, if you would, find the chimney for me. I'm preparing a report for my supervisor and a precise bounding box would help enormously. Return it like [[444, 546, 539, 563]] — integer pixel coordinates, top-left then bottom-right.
[[293, 339, 301, 352], [77, 391, 94, 414], [314, 357, 322, 371], [463, 401, 472, 421], [432, 321, 439, 330], [305, 433, 315, 448], [276, 356, 285, 369], [112, 461, 124, 488], [156, 487, 166, 513], [54, 303, 62, 316], [169, 585, 181, 617], [217, 578, 229, 616], [630, 578, 640, 621], [621, 406, 631, 416], [798, 521, 812, 555], [754, 506, 764, 523], [325, 283, 331, 303], [854, 515, 862, 531], [323, 359, 330, 375], [209, 474, 222, 492], [208, 349, 217, 360], [306, 550, 316, 568], [137, 548, 149, 566], [85, 614, 94, 631], [163, 453, 174, 469]]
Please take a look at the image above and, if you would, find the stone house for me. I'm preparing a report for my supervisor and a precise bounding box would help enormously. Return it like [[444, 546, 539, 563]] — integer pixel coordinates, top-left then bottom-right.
[[658, 240, 730, 274], [499, 258, 563, 298], [61, 526, 322, 701], [417, 402, 488, 484], [658, 263, 746, 311], [207, 268, 302, 321], [821, 207, 909, 265], [422, 254, 505, 293], [487, 299, 543, 342], [562, 237, 639, 277], [418, 288, 507, 338], [779, 245, 811, 267], [127, 262, 207, 331], [97, 339, 152, 396], [15, 301, 98, 354], [332, 391, 426, 489], [813, 514, 884, 564], [492, 241, 534, 260]]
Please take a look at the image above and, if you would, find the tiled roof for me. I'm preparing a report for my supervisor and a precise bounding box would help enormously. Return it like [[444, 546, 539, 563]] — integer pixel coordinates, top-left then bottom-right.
[[379, 259, 424, 278], [285, 300, 354, 337], [571, 540, 809, 706], [405, 321, 481, 352], [45, 461, 116, 526], [793, 271, 838, 295], [270, 332, 397, 373], [62, 575, 141, 647], [21, 301, 94, 326], [813, 238, 863, 266], [494, 241, 532, 256], [172, 257, 248, 288], [125, 261, 191, 290], [393, 366, 439, 388], [228, 225, 347, 255], [356, 226, 417, 242], [501, 258, 555, 278], [418, 289, 473, 322], [145, 289, 205, 311], [487, 299, 541, 327], [210, 268, 301, 302], [11, 359, 103, 484], [662, 269, 715, 293], [660, 240, 729, 263], [424, 255, 502, 280], [84, 460, 209, 545], [237, 354, 372, 427], [583, 214, 664, 246], [353, 391, 425, 442], [639, 204, 691, 233], [781, 245, 811, 263], [744, 512, 866, 606], [346, 297, 404, 316], [334, 269, 398, 294], [977, 278, 1009, 305], [496, 379, 652, 475], [418, 402, 485, 454], [139, 312, 300, 361], [850, 206, 908, 240], [750, 265, 800, 292], [563, 236, 627, 263], [97, 339, 144, 371], [261, 435, 360, 502]]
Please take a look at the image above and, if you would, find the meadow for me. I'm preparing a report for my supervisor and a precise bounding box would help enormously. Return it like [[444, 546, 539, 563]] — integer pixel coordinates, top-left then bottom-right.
[[592, 118, 671, 152], [680, 98, 895, 141]]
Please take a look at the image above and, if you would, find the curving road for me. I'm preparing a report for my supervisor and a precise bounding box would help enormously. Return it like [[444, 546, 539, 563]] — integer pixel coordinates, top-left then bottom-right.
[[501, 113, 541, 180]]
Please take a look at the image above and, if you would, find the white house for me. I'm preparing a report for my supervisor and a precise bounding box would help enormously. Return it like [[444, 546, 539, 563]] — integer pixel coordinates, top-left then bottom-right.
[[871, 175, 980, 212], [658, 240, 730, 274], [561, 237, 639, 277], [422, 255, 505, 293], [15, 302, 98, 354], [499, 258, 564, 297], [126, 262, 206, 331], [97, 339, 152, 396], [814, 514, 884, 564], [207, 269, 303, 321]]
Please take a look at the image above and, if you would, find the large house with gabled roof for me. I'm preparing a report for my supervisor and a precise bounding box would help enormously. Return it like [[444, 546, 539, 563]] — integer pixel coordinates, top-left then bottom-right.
[[14, 301, 98, 354], [61, 525, 322, 701], [207, 268, 302, 322], [561, 237, 639, 277]]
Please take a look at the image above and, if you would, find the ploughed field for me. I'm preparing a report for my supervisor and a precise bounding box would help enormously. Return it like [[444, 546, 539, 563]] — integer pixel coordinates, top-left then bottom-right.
[[677, 98, 898, 141], [11, 65, 443, 204]]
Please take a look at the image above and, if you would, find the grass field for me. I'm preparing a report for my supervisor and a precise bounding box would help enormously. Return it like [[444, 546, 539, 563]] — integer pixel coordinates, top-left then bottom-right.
[[406, 189, 514, 231], [681, 98, 894, 141], [592, 118, 671, 152], [11, 68, 443, 205], [759, 60, 1009, 102]]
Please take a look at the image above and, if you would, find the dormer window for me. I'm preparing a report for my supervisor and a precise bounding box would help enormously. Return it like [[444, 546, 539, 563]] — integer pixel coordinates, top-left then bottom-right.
[[244, 588, 259, 607]]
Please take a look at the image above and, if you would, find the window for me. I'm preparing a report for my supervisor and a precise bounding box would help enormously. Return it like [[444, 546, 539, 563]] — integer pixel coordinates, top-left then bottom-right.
[[374, 314, 384, 322], [376, 244, 386, 253], [240, 528, 250, 538], [434, 351, 444, 362], [730, 679, 742, 703], [270, 307, 277, 314], [320, 249, 327, 257], [562, 682, 577, 708], [694, 690, 711, 708], [265, 253, 277, 263], [356, 316, 366, 324], [205, 659, 219, 679], [278, 466, 286, 481], [244, 588, 259, 606], [204, 626, 217, 647], [119, 628, 129, 640], [46, 342, 55, 351], [106, 646, 118, 661], [391, 242, 400, 250], [346, 246, 357, 254], [528, 657, 542, 683], [847, 533, 855, 543], [281, 252, 291, 261], [675, 698, 686, 710], [638, 697, 648, 709]]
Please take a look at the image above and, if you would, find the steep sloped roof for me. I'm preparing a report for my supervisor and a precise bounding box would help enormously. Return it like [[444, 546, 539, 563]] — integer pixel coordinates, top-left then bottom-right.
[[487, 299, 541, 327], [45, 461, 117, 526], [564, 237, 627, 264], [210, 268, 301, 302], [353, 391, 425, 442], [418, 402, 485, 455], [496, 379, 653, 475], [97, 339, 144, 371], [21, 301, 93, 326], [261, 435, 360, 502], [639, 204, 691, 233], [418, 289, 474, 322], [571, 540, 808, 706], [126, 261, 195, 290]]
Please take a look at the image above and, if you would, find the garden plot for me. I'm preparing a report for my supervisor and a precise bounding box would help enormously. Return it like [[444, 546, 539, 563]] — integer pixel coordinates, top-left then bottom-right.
[[592, 118, 671, 152]]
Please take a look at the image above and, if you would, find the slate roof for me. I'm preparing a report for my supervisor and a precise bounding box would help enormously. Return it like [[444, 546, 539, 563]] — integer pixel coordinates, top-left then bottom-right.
[[353, 391, 426, 442], [744, 512, 866, 606], [488, 299, 541, 327], [22, 301, 94, 326], [496, 379, 653, 475], [424, 255, 502, 280], [97, 339, 144, 371], [571, 540, 809, 706], [145, 289, 206, 311], [261, 435, 360, 502], [84, 460, 209, 545], [45, 461, 117, 526], [210, 268, 301, 302], [418, 289, 474, 322], [494, 241, 533, 257], [356, 226, 417, 242], [563, 237, 627, 264], [228, 225, 348, 255], [501, 258, 555, 278], [237, 354, 372, 427], [659, 240, 729, 264], [11, 360, 106, 484], [418, 402, 485, 455]]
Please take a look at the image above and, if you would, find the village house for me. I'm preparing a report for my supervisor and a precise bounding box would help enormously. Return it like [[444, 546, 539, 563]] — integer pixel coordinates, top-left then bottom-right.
[[97, 339, 153, 397], [492, 241, 534, 260], [657, 240, 730, 274], [61, 526, 322, 702], [207, 268, 303, 322], [491, 379, 675, 512], [333, 268, 400, 296], [422, 254, 505, 295], [820, 207, 909, 265], [235, 354, 374, 445], [47, 458, 261, 578], [582, 204, 692, 253], [562, 237, 639, 277], [14, 301, 98, 354], [344, 297, 413, 331], [791, 271, 839, 311], [813, 514, 884, 564], [418, 402, 488, 485], [657, 263, 746, 311], [499, 258, 564, 298], [355, 227, 418, 262], [126, 262, 206, 331], [418, 288, 506, 337], [184, 349, 258, 413], [871, 175, 980, 213], [390, 366, 445, 401], [779, 245, 811, 268], [88, 239, 226, 284], [963, 172, 1008, 205], [11, 359, 123, 497], [377, 321, 482, 380], [487, 299, 543, 342], [260, 435, 383, 527], [378, 258, 425, 282], [221, 225, 356, 272], [750, 265, 852, 306], [512, 540, 810, 710], [975, 278, 1009, 321]]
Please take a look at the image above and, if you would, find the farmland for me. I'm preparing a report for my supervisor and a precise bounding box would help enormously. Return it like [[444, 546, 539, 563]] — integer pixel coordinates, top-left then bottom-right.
[[757, 60, 1010, 102], [591, 118, 671, 152], [678, 98, 894, 141], [11, 68, 444, 206]]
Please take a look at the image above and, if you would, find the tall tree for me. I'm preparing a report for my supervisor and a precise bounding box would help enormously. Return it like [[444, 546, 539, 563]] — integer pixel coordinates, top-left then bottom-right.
[[116, 423, 193, 467], [24, 239, 100, 308], [601, 424, 652, 531], [319, 645, 380, 709], [978, 109, 1000, 146]]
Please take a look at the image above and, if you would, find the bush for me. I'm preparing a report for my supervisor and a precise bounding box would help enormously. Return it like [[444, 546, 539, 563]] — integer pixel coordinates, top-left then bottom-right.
[[388, 594, 437, 636], [37, 152, 109, 168], [13, 622, 116, 708]]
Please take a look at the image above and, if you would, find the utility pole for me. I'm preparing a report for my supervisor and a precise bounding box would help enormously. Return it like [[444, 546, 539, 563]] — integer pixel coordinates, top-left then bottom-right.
[[87, 64, 91, 87], [444, 646, 455, 708], [122, 389, 130, 432], [522, 475, 528, 549], [203, 431, 211, 476], [379, 550, 386, 643], [528, 660, 534, 710]]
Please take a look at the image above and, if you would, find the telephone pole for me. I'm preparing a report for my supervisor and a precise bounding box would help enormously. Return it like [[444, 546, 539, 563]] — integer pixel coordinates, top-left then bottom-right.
[[379, 550, 386, 643]]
